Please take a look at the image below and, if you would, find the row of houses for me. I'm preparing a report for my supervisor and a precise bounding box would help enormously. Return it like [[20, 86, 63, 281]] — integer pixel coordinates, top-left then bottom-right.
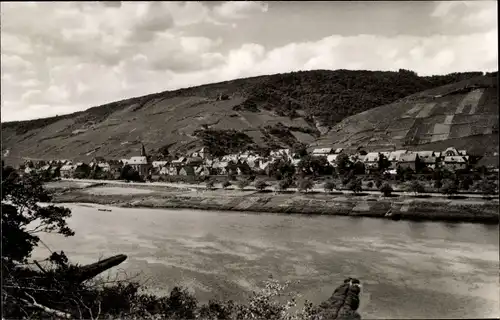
[[22, 144, 497, 179]]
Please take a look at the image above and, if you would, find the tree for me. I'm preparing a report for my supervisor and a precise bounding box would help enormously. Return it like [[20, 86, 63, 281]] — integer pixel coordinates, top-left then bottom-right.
[[335, 153, 351, 175], [377, 154, 391, 172], [74, 163, 91, 179], [380, 183, 393, 197], [237, 179, 250, 190], [1, 163, 74, 263], [277, 178, 292, 192], [342, 170, 355, 187], [291, 142, 308, 158], [403, 168, 414, 181], [459, 176, 473, 191], [408, 180, 425, 195], [119, 165, 142, 182], [433, 179, 443, 190], [351, 161, 366, 175], [254, 179, 268, 192], [297, 155, 330, 176], [90, 164, 102, 180], [441, 181, 458, 196], [396, 166, 405, 181], [222, 180, 231, 189], [347, 178, 363, 194], [298, 178, 314, 193], [477, 179, 497, 196], [269, 158, 295, 180], [324, 180, 336, 193]]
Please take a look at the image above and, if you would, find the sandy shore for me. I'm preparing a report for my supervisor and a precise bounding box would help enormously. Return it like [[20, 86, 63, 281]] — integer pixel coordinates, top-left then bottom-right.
[[47, 181, 499, 224]]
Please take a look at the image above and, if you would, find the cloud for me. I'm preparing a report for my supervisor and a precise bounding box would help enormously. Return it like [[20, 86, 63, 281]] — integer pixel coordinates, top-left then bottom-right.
[[0, 1, 497, 122], [213, 1, 269, 19]]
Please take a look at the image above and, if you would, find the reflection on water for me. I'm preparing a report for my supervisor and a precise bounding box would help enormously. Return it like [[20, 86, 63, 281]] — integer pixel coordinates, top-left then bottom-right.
[[33, 203, 499, 319]]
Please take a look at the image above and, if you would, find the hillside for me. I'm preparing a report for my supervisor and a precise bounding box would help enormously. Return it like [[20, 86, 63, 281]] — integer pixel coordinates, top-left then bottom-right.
[[1, 69, 495, 164], [314, 73, 499, 155]]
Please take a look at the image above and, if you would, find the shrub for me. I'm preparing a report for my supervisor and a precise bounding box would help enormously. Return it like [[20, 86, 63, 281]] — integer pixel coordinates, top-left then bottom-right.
[[375, 179, 383, 189], [433, 179, 443, 190], [459, 176, 473, 190], [324, 180, 336, 193], [298, 178, 314, 193], [408, 180, 425, 195], [380, 182, 393, 197], [254, 179, 268, 192], [476, 179, 498, 195], [277, 178, 292, 192], [237, 179, 250, 190], [366, 181, 374, 188], [347, 178, 363, 194], [222, 180, 231, 189], [441, 181, 458, 196], [205, 179, 215, 190]]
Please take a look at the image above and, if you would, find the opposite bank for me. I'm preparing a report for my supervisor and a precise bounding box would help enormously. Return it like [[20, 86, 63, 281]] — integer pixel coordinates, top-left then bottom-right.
[[49, 182, 499, 224]]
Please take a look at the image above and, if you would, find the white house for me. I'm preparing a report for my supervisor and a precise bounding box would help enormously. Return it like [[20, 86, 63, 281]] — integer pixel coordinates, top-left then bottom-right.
[[327, 154, 339, 166], [312, 148, 334, 157]]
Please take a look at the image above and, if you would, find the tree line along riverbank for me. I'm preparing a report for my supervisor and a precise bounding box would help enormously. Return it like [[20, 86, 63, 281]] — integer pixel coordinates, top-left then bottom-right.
[[50, 181, 499, 224]]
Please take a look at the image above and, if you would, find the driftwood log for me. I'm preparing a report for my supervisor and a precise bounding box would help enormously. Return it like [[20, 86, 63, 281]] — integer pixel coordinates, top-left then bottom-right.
[[313, 277, 362, 320], [72, 254, 127, 283]]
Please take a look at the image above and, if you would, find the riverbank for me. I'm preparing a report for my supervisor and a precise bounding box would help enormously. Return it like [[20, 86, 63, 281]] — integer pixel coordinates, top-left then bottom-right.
[[48, 181, 499, 224]]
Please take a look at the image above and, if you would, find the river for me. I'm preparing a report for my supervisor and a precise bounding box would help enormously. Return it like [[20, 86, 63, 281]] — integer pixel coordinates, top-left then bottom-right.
[[32, 203, 499, 319]]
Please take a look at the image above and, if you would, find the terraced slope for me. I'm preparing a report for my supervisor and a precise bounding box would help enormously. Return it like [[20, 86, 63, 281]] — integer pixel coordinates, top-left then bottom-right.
[[314, 74, 498, 155]]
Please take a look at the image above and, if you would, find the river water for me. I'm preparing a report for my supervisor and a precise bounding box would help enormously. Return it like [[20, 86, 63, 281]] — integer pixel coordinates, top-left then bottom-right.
[[33, 203, 499, 319]]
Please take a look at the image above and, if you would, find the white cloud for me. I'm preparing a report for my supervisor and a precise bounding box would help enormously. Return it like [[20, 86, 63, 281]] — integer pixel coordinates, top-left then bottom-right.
[[0, 1, 497, 122], [213, 1, 269, 20]]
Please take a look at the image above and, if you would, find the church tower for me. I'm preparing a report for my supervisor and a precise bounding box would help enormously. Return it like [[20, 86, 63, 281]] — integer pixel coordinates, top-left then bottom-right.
[[140, 143, 147, 157]]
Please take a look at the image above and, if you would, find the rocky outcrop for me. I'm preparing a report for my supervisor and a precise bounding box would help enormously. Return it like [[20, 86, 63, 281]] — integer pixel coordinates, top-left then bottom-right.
[[313, 278, 362, 320]]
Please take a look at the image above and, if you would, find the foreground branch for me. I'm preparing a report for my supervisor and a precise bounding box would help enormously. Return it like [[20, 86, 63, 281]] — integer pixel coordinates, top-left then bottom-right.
[[20, 292, 73, 319]]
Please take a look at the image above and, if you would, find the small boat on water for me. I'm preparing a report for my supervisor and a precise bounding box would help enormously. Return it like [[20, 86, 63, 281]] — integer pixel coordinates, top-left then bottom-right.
[[98, 208, 112, 212], [385, 208, 401, 220]]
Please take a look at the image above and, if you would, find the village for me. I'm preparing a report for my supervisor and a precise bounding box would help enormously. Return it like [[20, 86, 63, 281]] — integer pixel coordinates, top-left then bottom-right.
[[16, 143, 499, 184]]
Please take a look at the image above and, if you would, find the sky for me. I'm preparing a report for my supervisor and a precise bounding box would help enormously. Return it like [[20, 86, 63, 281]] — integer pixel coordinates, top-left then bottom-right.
[[1, 1, 497, 122]]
